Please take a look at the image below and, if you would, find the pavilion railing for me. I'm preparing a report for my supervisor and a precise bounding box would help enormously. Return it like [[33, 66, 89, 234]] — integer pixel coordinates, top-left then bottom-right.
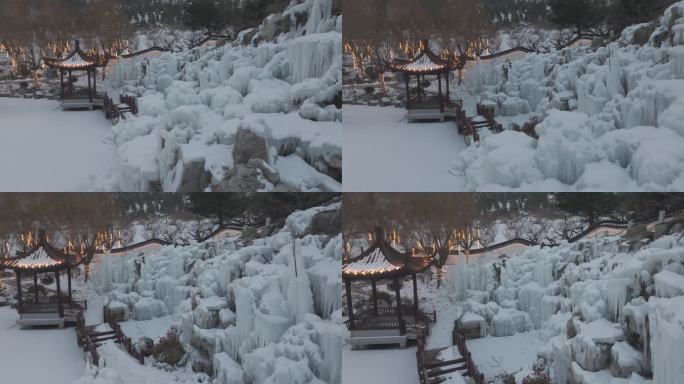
[[18, 297, 59, 314]]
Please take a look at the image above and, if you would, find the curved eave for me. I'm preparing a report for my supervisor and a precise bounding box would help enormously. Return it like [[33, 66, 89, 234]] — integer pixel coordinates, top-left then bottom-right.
[[389, 62, 451, 75], [44, 60, 97, 70], [2, 259, 67, 272], [342, 265, 407, 280]]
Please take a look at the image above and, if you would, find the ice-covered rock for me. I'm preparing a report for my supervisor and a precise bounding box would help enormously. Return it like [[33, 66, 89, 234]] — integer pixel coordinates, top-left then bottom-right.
[[610, 341, 644, 378], [491, 308, 533, 336]]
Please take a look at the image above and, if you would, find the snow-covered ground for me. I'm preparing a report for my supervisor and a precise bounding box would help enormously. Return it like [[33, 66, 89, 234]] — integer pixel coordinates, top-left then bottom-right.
[[343, 105, 465, 191], [341, 345, 419, 384], [0, 306, 85, 384], [0, 97, 117, 191]]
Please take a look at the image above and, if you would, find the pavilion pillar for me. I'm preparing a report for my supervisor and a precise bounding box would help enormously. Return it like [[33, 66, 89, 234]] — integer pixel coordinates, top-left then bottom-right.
[[405, 74, 410, 110], [15, 270, 22, 310], [33, 272, 38, 304], [412, 273, 419, 317], [60, 70, 64, 99], [446, 72, 451, 103], [68, 70, 72, 95], [437, 73, 444, 113], [55, 271, 63, 318], [394, 277, 405, 335], [67, 267, 72, 306], [344, 279, 354, 328], [417, 75, 421, 102], [87, 70, 92, 102], [371, 280, 378, 315], [93, 69, 97, 97]]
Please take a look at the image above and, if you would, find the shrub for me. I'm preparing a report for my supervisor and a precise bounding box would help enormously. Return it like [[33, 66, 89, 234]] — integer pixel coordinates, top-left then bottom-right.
[[522, 369, 551, 384], [153, 329, 185, 366]]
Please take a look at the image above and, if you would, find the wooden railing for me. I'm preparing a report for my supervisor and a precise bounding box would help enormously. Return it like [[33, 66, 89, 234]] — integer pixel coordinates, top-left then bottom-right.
[[452, 322, 485, 384], [108, 316, 144, 364], [76, 311, 101, 367]]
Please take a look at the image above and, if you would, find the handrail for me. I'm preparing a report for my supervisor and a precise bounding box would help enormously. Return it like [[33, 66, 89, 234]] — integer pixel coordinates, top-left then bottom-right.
[[452, 322, 485, 384], [108, 316, 144, 364]]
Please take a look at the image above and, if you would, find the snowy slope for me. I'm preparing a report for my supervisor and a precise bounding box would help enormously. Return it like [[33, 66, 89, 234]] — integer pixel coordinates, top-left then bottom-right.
[[101, 0, 341, 192], [452, 2, 684, 191], [87, 203, 343, 384]]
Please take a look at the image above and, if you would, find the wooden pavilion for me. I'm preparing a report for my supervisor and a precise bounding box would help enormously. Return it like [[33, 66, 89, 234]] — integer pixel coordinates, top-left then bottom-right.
[[343, 227, 435, 349], [0, 231, 90, 328], [43, 40, 104, 110], [389, 40, 461, 122]]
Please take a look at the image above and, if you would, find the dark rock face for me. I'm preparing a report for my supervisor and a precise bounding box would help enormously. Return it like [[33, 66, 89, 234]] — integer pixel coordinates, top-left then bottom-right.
[[309, 208, 341, 235], [632, 24, 655, 46], [233, 129, 268, 166]]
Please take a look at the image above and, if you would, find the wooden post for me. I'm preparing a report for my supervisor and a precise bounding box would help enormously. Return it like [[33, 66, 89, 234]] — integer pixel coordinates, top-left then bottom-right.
[[68, 70, 72, 95], [405, 73, 410, 110], [371, 280, 378, 315], [93, 68, 97, 97], [60, 70, 64, 99], [33, 272, 38, 303], [344, 279, 354, 328], [394, 277, 405, 335], [412, 273, 419, 317], [55, 271, 63, 318], [446, 71, 450, 103], [417, 75, 421, 102], [15, 270, 22, 310], [437, 73, 443, 113], [87, 70, 92, 102], [67, 267, 72, 306]]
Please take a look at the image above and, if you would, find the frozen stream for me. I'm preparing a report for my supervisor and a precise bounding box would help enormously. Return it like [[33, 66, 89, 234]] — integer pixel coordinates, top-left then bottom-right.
[[0, 97, 117, 191]]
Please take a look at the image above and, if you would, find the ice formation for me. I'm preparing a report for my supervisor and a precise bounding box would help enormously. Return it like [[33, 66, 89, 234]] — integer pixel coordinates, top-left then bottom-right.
[[91, 203, 343, 384], [432, 225, 684, 383], [452, 2, 684, 191], [102, 0, 342, 192]]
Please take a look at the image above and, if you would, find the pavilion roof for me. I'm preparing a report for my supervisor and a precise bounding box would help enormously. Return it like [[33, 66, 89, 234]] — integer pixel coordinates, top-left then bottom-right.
[[1, 234, 86, 272], [43, 40, 98, 70], [389, 41, 455, 75], [343, 228, 433, 280]]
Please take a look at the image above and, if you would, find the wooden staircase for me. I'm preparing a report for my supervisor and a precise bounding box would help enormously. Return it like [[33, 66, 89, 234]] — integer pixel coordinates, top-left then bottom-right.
[[458, 103, 504, 144], [88, 328, 118, 346]]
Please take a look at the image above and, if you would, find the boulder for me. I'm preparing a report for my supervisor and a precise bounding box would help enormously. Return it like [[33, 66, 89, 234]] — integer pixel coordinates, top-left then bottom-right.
[[632, 24, 655, 45], [179, 158, 211, 192], [570, 319, 625, 372], [136, 337, 155, 357], [610, 341, 644, 378], [309, 208, 341, 235], [247, 158, 280, 185], [233, 129, 268, 165], [218, 164, 264, 192]]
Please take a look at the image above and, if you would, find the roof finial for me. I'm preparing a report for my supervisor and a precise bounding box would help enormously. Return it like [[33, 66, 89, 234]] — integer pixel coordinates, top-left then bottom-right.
[[75, 39, 80, 50]]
